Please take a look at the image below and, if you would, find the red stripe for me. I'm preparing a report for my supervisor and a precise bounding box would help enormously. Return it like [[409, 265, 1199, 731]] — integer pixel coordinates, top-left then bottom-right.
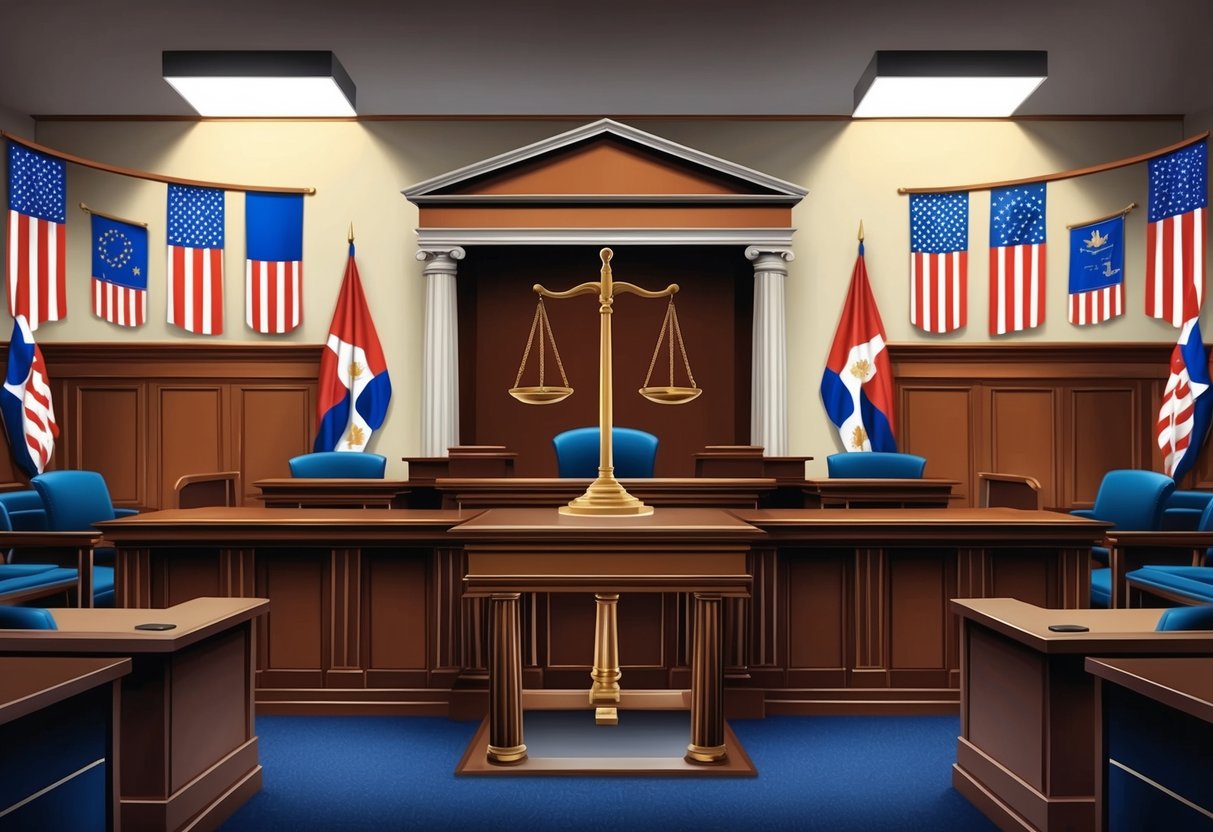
[[35, 218, 49, 325], [1161, 218, 1176, 324], [191, 249, 205, 332], [1180, 211, 1198, 320], [1145, 222, 1159, 318], [54, 222, 66, 321], [14, 213, 31, 318], [251, 261, 264, 332], [209, 249, 224, 334], [170, 246, 185, 328], [955, 252, 968, 332]]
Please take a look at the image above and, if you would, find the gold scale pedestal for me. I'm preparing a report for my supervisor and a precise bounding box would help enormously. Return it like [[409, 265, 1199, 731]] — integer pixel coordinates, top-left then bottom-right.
[[508, 247, 704, 737]]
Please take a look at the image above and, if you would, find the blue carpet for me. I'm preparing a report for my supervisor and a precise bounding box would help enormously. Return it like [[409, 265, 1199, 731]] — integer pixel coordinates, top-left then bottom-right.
[[221, 714, 997, 831]]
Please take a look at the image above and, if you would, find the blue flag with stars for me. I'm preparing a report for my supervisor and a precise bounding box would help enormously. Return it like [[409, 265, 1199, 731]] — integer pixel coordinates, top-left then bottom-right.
[[91, 212, 149, 327], [989, 183, 1047, 335]]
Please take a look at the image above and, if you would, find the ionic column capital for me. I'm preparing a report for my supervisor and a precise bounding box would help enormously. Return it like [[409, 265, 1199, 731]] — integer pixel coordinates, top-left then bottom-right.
[[416, 246, 467, 276], [744, 246, 795, 275]]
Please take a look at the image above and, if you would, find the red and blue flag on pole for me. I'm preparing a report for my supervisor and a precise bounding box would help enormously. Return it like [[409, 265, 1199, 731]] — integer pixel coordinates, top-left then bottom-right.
[[314, 242, 391, 452], [821, 239, 896, 452], [6, 142, 66, 330], [1145, 140, 1207, 327], [989, 183, 1046, 335], [0, 315, 58, 477], [1157, 316, 1213, 481], [1068, 213, 1125, 326], [245, 192, 303, 334]]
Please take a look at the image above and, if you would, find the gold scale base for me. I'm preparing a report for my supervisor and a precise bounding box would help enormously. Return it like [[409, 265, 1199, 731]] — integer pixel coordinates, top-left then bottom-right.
[[558, 475, 653, 517]]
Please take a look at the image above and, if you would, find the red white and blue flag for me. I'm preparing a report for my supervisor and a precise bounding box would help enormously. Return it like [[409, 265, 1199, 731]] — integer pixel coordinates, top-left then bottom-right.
[[989, 183, 1046, 335], [6, 142, 66, 330], [166, 184, 225, 335], [910, 192, 967, 334], [1145, 140, 1207, 327], [0, 315, 58, 477], [821, 241, 896, 452], [314, 243, 391, 452], [91, 212, 149, 328], [1157, 316, 1213, 481], [245, 192, 303, 334]]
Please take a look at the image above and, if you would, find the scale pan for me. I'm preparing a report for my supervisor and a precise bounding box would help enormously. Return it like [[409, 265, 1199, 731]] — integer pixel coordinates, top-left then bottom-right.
[[509, 386, 573, 405], [639, 386, 702, 405]]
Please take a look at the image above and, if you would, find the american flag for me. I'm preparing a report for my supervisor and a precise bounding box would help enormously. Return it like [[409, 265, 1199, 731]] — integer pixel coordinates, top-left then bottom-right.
[[0, 315, 58, 477], [910, 192, 967, 334], [245, 192, 303, 334], [6, 143, 66, 330], [166, 184, 225, 335], [1145, 140, 1207, 327], [1157, 316, 1212, 481], [91, 212, 149, 328], [989, 183, 1047, 335]]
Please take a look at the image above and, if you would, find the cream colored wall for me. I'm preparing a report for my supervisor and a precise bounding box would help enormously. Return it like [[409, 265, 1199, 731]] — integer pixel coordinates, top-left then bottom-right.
[[22, 119, 1200, 472]]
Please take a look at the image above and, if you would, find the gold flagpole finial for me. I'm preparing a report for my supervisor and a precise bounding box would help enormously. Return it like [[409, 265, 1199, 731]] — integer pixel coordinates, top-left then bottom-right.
[[347, 222, 354, 244], [857, 220, 865, 242]]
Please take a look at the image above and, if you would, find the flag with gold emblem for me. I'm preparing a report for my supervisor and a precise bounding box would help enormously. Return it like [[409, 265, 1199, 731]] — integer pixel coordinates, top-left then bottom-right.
[[820, 238, 897, 452], [314, 241, 391, 452]]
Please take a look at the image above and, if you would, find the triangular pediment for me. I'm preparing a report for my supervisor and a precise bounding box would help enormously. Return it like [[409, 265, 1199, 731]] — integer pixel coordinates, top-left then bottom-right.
[[403, 119, 806, 204]]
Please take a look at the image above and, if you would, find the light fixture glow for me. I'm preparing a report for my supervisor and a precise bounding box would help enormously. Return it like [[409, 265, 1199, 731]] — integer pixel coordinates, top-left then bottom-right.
[[853, 51, 1047, 118], [163, 51, 356, 117]]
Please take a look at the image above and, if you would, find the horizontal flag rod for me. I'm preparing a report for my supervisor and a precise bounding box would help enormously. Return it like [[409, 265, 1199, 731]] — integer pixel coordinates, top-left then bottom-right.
[[898, 131, 1209, 195], [78, 202, 147, 228], [2, 131, 316, 195], [1066, 202, 1137, 230]]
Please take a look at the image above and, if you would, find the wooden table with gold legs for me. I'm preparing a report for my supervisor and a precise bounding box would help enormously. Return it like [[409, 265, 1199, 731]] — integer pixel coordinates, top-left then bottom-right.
[[458, 507, 757, 774]]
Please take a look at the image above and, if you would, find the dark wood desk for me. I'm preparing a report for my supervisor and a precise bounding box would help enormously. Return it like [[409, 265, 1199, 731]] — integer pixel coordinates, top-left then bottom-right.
[[456, 507, 756, 772], [252, 478, 411, 508], [0, 598, 268, 832], [436, 477, 779, 510], [0, 656, 129, 831], [1086, 657, 1213, 831], [0, 530, 103, 606], [951, 598, 1213, 832], [99, 507, 470, 714], [800, 477, 959, 508]]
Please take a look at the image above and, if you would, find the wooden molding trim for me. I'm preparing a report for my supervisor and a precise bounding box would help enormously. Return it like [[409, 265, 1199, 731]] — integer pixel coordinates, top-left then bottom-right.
[[40, 343, 324, 379], [889, 342, 1173, 379]]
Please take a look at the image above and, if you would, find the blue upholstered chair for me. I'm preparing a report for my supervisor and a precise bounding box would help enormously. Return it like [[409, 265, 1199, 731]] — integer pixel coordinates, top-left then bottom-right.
[[0, 606, 57, 629], [1161, 489, 1213, 530], [0, 489, 48, 530], [1072, 469, 1175, 608], [1127, 566, 1213, 607], [30, 470, 138, 608], [1155, 604, 1213, 631], [826, 452, 926, 479], [553, 427, 658, 479], [288, 452, 387, 478]]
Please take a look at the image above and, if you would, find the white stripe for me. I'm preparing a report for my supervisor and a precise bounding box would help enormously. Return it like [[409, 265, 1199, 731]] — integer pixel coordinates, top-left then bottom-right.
[[1195, 207, 1205, 309], [1013, 246, 1024, 331], [260, 261, 270, 333], [27, 217, 41, 328], [936, 254, 947, 333], [182, 250, 195, 330], [139, 289, 147, 325], [6, 211, 17, 315], [292, 262, 301, 328], [166, 248, 176, 324], [1153, 222, 1165, 317], [245, 260, 254, 329], [45, 222, 59, 321], [950, 252, 961, 331], [1029, 244, 1040, 328], [201, 252, 213, 335], [275, 262, 286, 333], [1171, 214, 1185, 327], [909, 256, 919, 326]]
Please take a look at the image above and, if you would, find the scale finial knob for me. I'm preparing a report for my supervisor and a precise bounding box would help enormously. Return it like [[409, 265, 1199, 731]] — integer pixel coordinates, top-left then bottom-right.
[[600, 247, 613, 264]]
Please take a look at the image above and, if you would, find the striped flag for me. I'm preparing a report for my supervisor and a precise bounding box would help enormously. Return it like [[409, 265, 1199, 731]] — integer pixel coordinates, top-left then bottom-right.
[[1067, 214, 1125, 326], [1157, 316, 1212, 481], [1145, 140, 1207, 327], [245, 192, 303, 334], [6, 142, 66, 330], [91, 212, 149, 328], [909, 192, 967, 334], [0, 315, 58, 477], [989, 183, 1046, 335], [166, 184, 225, 335]]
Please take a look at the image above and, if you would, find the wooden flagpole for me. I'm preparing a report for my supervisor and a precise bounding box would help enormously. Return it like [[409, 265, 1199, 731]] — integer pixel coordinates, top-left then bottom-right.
[[1065, 203, 1137, 229], [78, 202, 148, 228]]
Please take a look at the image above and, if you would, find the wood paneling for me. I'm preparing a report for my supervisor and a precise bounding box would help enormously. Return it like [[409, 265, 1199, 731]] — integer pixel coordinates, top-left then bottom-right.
[[891, 343, 1174, 509], [15, 344, 322, 510]]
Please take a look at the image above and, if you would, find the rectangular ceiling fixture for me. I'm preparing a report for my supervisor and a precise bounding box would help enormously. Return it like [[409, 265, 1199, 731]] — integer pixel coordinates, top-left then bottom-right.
[[163, 50, 356, 117], [853, 50, 1047, 118]]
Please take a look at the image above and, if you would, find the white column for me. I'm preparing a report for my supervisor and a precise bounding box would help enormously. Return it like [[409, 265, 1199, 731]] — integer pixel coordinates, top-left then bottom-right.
[[418, 247, 466, 457], [745, 246, 794, 457]]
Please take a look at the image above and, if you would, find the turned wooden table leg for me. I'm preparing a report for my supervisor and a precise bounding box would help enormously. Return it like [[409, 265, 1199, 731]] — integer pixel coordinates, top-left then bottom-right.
[[686, 591, 727, 764], [589, 592, 621, 725], [487, 592, 526, 764]]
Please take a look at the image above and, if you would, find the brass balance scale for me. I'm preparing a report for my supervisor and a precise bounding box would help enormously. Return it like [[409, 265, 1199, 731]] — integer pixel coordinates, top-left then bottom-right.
[[509, 246, 701, 516]]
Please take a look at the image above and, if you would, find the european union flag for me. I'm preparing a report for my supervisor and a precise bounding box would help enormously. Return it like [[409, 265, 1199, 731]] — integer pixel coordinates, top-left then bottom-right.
[[1067, 214, 1125, 326], [90, 212, 149, 327]]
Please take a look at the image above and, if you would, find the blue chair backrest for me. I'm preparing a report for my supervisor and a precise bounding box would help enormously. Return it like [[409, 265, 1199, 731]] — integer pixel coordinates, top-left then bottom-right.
[[1088, 469, 1176, 531], [0, 489, 47, 530], [0, 606, 57, 629], [553, 427, 658, 478], [31, 470, 118, 531], [1155, 605, 1213, 631], [826, 452, 927, 479], [288, 452, 387, 478]]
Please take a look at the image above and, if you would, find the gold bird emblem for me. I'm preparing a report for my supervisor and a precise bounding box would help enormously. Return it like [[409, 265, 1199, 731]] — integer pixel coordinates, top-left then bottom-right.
[[346, 425, 366, 448], [849, 358, 872, 381], [850, 426, 868, 449], [348, 361, 364, 380], [1085, 229, 1109, 249]]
